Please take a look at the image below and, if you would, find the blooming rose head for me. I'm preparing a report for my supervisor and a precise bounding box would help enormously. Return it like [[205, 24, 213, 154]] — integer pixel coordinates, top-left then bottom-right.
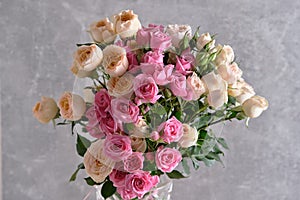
[[70, 44, 103, 78], [94, 89, 111, 117], [113, 10, 141, 39], [104, 134, 132, 161], [150, 30, 172, 52], [98, 111, 119, 135], [123, 152, 144, 173], [196, 32, 215, 50], [32, 96, 59, 123], [133, 74, 161, 105], [109, 169, 128, 188], [153, 64, 174, 86], [217, 62, 243, 84], [185, 72, 206, 100], [58, 92, 86, 121], [141, 51, 164, 64], [136, 24, 164, 47], [155, 146, 182, 173], [169, 72, 187, 97], [214, 44, 234, 66], [89, 18, 116, 43], [175, 55, 193, 75], [178, 124, 198, 148], [102, 45, 128, 77], [158, 116, 183, 143], [111, 98, 140, 123], [83, 139, 115, 183], [130, 136, 147, 153], [107, 73, 134, 98], [166, 24, 192, 48], [242, 95, 268, 118], [228, 79, 255, 104]]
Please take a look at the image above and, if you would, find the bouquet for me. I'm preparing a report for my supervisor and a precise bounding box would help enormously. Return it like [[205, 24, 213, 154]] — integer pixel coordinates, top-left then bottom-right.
[[32, 10, 268, 200]]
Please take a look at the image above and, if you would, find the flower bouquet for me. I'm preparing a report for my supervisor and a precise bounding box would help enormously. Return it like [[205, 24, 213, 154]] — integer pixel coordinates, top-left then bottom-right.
[[33, 10, 268, 200]]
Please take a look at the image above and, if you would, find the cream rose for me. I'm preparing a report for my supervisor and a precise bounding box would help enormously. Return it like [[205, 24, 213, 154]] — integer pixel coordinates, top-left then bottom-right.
[[83, 88, 95, 104], [102, 45, 129, 77], [202, 71, 228, 108], [166, 24, 192, 48], [242, 95, 268, 118], [214, 45, 234, 66], [107, 73, 134, 98], [58, 92, 86, 121], [187, 72, 206, 100], [113, 10, 141, 39], [130, 136, 147, 153], [70, 44, 103, 78], [83, 139, 115, 183], [217, 62, 243, 84], [89, 18, 116, 43], [196, 32, 215, 50], [178, 124, 198, 148], [228, 80, 255, 104], [32, 96, 59, 123]]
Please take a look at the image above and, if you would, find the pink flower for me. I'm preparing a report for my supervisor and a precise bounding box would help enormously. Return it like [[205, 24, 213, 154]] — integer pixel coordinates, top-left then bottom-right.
[[123, 152, 144, 173], [150, 31, 172, 51], [127, 51, 138, 66], [94, 89, 111, 117], [136, 24, 164, 46], [133, 74, 161, 105], [117, 186, 136, 200], [98, 111, 119, 135], [86, 123, 105, 139], [121, 171, 159, 199], [175, 56, 193, 75], [111, 98, 140, 123], [104, 134, 132, 161], [158, 116, 183, 143], [140, 63, 158, 75], [169, 72, 187, 97], [153, 64, 174, 86], [155, 146, 182, 173], [141, 51, 164, 64], [86, 106, 99, 127], [150, 131, 160, 141], [109, 169, 128, 188]]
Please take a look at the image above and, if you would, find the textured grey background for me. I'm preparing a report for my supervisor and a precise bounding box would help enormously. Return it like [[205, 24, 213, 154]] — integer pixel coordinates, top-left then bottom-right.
[[1, 0, 300, 200]]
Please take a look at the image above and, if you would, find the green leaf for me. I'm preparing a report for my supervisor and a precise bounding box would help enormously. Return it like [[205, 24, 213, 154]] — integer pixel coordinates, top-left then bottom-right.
[[101, 180, 117, 199], [191, 156, 200, 170], [197, 115, 212, 129], [69, 163, 85, 182], [206, 152, 224, 166], [84, 177, 101, 186], [76, 134, 91, 157], [166, 170, 187, 179], [200, 157, 215, 167], [217, 138, 229, 150], [182, 158, 190, 175], [228, 95, 237, 105]]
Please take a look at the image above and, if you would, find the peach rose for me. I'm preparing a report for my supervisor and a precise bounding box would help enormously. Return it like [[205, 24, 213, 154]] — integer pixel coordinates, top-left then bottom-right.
[[83, 139, 115, 183], [107, 73, 134, 98], [102, 45, 129, 77], [186, 72, 206, 100], [89, 18, 116, 43], [32, 96, 59, 123], [242, 95, 268, 118], [58, 92, 86, 121], [178, 124, 198, 148], [214, 45, 234, 66], [196, 32, 215, 50], [70, 44, 103, 78], [217, 62, 243, 84], [228, 80, 255, 104], [113, 10, 141, 39]]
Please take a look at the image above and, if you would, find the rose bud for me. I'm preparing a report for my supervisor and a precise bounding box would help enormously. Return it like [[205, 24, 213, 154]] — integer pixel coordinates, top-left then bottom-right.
[[32, 96, 59, 123], [242, 95, 268, 118], [196, 32, 215, 50]]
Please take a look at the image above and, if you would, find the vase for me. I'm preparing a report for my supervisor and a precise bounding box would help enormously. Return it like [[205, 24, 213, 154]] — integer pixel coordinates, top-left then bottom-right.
[[84, 175, 173, 200]]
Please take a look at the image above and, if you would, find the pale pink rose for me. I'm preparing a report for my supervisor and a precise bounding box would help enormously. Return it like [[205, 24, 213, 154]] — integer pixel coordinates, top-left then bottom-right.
[[150, 131, 160, 141], [152, 64, 174, 86], [123, 171, 159, 199], [98, 111, 118, 135], [150, 30, 172, 51], [109, 169, 128, 188], [166, 24, 192, 48], [141, 51, 164, 64], [217, 62, 243, 84], [86, 106, 99, 127], [169, 72, 187, 97], [32, 96, 58, 124], [86, 123, 105, 139], [123, 152, 144, 173], [94, 89, 111, 117], [140, 63, 158, 75], [113, 10, 141, 39], [175, 56, 192, 75], [127, 51, 138, 69], [136, 24, 164, 46], [85, 106, 105, 138], [155, 146, 182, 173], [58, 92, 86, 121], [185, 72, 206, 100], [111, 98, 140, 123], [207, 90, 228, 108], [133, 74, 161, 104], [104, 134, 132, 161], [117, 186, 136, 200], [158, 116, 183, 143]]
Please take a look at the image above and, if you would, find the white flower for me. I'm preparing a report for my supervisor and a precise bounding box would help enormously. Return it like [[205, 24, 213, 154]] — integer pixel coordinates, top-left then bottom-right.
[[186, 72, 206, 100], [228, 79, 255, 104], [242, 95, 268, 118], [113, 10, 141, 39], [89, 18, 116, 43], [178, 124, 198, 148], [107, 73, 134, 98], [166, 24, 192, 48], [214, 45, 234, 66], [217, 62, 243, 84], [196, 32, 215, 50]]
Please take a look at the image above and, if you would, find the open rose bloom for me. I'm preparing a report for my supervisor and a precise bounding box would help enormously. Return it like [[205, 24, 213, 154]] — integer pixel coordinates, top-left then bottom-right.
[[33, 10, 269, 200]]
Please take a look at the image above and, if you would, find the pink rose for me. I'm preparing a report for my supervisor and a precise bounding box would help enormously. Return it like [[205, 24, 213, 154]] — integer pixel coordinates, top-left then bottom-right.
[[98, 111, 119, 135], [150, 31, 172, 52], [141, 51, 164, 64], [175, 56, 193, 75], [153, 64, 174, 86], [111, 98, 140, 123], [155, 146, 182, 173], [109, 169, 128, 188], [123, 152, 144, 173], [117, 186, 136, 200], [94, 89, 111, 117], [158, 116, 183, 143], [104, 134, 132, 161], [127, 51, 138, 66], [133, 74, 161, 105], [86, 106, 99, 127], [140, 63, 158, 75], [136, 24, 164, 46], [86, 123, 105, 139], [169, 72, 187, 97], [122, 171, 159, 199]]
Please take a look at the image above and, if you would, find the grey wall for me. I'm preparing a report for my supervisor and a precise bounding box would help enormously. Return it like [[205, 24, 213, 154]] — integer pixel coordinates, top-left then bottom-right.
[[1, 0, 300, 200]]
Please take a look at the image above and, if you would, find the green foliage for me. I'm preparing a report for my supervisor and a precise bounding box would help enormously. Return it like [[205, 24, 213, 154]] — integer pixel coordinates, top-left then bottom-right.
[[69, 163, 85, 182], [84, 177, 102, 186], [76, 133, 91, 157], [166, 170, 187, 179], [101, 180, 117, 199]]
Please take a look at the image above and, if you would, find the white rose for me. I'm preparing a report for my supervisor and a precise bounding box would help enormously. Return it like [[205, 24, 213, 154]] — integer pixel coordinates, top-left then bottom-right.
[[228, 80, 255, 104], [83, 88, 95, 104], [32, 96, 59, 123], [166, 24, 192, 48], [207, 89, 228, 108], [178, 124, 198, 148], [58, 92, 86, 121], [89, 18, 116, 43], [217, 62, 243, 84], [113, 10, 141, 39], [83, 139, 115, 183], [242, 95, 268, 118], [196, 32, 215, 50], [70, 44, 103, 78], [187, 72, 206, 100], [107, 73, 134, 98], [102, 45, 129, 77], [214, 45, 234, 66]]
